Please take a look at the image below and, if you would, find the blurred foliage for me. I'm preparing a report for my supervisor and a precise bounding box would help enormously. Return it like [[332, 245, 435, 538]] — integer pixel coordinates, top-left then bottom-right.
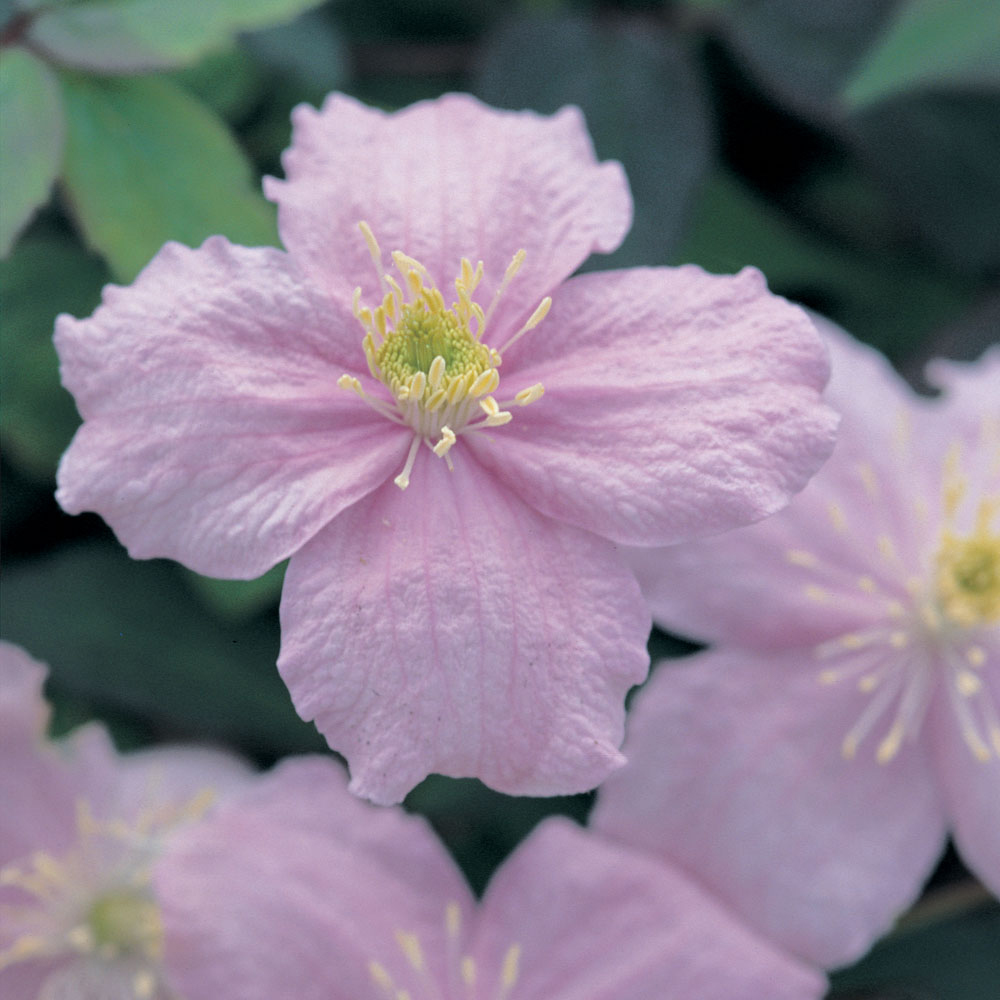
[[1, 0, 997, 992]]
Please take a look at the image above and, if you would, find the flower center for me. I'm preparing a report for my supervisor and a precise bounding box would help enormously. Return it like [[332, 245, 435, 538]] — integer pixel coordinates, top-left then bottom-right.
[[339, 222, 549, 490], [934, 500, 1000, 627], [367, 900, 521, 1000]]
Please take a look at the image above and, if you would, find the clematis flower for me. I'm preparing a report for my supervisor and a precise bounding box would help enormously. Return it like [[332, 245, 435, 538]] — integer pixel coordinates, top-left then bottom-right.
[[153, 754, 826, 1000], [54, 92, 837, 804], [594, 324, 1000, 968], [0, 641, 252, 1000]]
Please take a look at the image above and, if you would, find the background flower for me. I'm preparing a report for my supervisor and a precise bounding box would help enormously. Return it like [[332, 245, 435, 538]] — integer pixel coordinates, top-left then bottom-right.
[[595, 325, 999, 968]]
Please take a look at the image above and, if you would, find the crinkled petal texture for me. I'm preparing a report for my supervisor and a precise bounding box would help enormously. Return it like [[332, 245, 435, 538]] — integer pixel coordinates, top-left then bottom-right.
[[470, 265, 837, 548], [265, 92, 631, 333], [156, 757, 474, 1000], [591, 651, 948, 969], [279, 453, 649, 804], [56, 237, 410, 578], [473, 818, 826, 1000], [623, 319, 922, 646], [928, 648, 1000, 898]]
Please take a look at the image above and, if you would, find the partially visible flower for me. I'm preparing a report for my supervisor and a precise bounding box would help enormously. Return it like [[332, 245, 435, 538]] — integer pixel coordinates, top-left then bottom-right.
[[593, 326, 1000, 967], [55, 92, 837, 804], [154, 755, 826, 1000], [0, 642, 253, 1000]]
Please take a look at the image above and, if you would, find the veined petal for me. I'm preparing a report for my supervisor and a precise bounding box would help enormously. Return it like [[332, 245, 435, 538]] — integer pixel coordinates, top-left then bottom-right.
[[927, 646, 1000, 897], [55, 237, 411, 579], [156, 757, 473, 1000], [623, 320, 924, 646], [474, 819, 825, 1000], [591, 649, 948, 968], [468, 266, 837, 548], [266, 92, 631, 327], [278, 452, 649, 804]]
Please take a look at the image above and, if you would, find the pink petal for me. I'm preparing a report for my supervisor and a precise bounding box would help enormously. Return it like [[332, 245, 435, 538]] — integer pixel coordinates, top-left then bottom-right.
[[473, 818, 825, 1000], [591, 649, 948, 968], [469, 266, 837, 548], [927, 649, 1000, 897], [623, 320, 922, 645], [278, 450, 649, 804], [156, 756, 472, 1000], [0, 641, 49, 744], [266, 92, 631, 328], [56, 237, 411, 578]]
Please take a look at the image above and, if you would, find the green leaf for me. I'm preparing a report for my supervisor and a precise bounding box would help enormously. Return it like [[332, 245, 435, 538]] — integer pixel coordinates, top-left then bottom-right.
[[0, 541, 326, 758], [29, 0, 327, 72], [0, 48, 64, 256], [0, 234, 107, 479], [843, 0, 1000, 109], [184, 563, 287, 622], [59, 73, 278, 281], [476, 13, 712, 267]]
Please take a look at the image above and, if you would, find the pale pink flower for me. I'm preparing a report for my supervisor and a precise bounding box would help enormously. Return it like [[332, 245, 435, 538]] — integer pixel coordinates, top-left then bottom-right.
[[594, 325, 1000, 967], [0, 642, 253, 1000], [55, 92, 836, 804], [154, 754, 826, 1000]]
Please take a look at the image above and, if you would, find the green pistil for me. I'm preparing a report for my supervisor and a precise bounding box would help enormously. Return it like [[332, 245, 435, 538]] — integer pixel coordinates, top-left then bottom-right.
[[87, 891, 162, 958], [377, 304, 491, 385]]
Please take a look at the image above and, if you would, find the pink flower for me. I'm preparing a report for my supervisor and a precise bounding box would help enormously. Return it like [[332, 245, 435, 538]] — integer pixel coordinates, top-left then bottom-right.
[[55, 92, 837, 804], [0, 642, 252, 1000], [594, 324, 1000, 967], [154, 755, 826, 1000]]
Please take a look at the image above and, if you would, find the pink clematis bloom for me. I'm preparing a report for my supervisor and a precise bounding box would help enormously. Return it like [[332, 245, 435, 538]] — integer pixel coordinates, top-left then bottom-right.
[[594, 324, 1000, 968], [55, 92, 837, 804], [154, 754, 827, 1000], [0, 642, 253, 1000]]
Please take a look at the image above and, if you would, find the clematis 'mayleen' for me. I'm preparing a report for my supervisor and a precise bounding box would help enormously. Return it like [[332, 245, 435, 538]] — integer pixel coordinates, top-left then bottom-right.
[[55, 92, 837, 804], [595, 325, 1000, 968], [0, 642, 252, 1000], [154, 755, 826, 1000]]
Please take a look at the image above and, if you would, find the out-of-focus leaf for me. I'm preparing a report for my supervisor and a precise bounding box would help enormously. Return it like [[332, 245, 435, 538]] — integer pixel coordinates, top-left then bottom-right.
[[59, 73, 277, 281], [243, 8, 347, 98], [719, 0, 898, 115], [843, 0, 1000, 109], [168, 44, 266, 123], [852, 92, 1000, 274], [678, 169, 974, 360], [0, 541, 326, 759], [476, 13, 712, 267], [829, 888, 1000, 1000], [0, 234, 106, 479], [0, 48, 64, 256], [184, 563, 287, 623], [28, 0, 327, 73]]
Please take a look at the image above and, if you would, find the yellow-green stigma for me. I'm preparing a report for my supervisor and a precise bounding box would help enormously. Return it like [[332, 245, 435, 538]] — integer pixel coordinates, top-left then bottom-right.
[[935, 499, 1000, 627], [339, 221, 549, 490], [87, 891, 163, 959]]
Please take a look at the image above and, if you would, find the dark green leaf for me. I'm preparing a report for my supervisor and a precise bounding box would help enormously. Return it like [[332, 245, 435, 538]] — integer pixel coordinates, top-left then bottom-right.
[[843, 0, 1000, 109], [476, 13, 712, 267], [0, 234, 106, 479], [59, 73, 278, 281], [0, 48, 64, 255], [29, 0, 327, 72], [184, 563, 286, 622], [0, 541, 326, 759]]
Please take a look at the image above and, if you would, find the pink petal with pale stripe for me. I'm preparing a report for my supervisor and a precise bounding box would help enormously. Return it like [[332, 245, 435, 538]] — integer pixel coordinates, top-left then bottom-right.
[[468, 265, 837, 547], [278, 450, 649, 804], [56, 237, 410, 578]]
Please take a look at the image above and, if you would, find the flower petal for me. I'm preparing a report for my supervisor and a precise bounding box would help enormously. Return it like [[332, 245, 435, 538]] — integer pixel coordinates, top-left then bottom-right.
[[468, 266, 837, 548], [474, 818, 825, 1000], [927, 647, 1000, 897], [265, 92, 631, 327], [156, 756, 472, 1000], [278, 450, 649, 804], [622, 318, 923, 645], [0, 641, 49, 745], [591, 649, 948, 968], [56, 237, 411, 578]]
